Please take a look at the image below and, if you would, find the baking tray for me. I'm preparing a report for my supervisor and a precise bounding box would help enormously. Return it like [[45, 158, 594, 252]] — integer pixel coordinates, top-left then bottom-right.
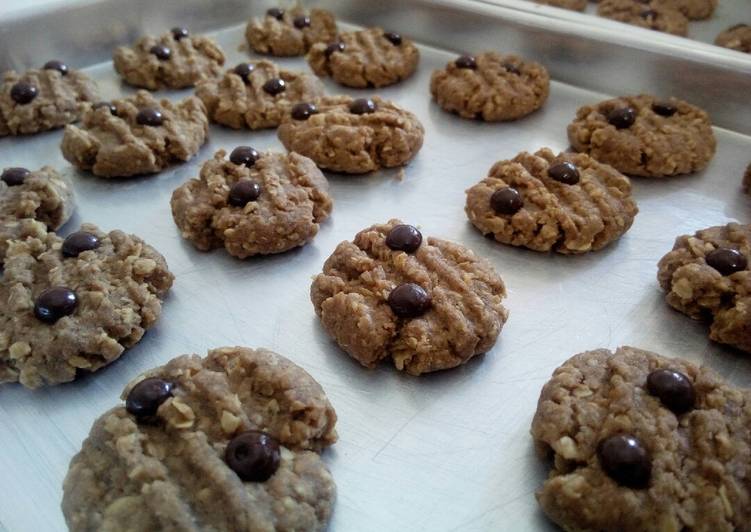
[[1, 0, 750, 530]]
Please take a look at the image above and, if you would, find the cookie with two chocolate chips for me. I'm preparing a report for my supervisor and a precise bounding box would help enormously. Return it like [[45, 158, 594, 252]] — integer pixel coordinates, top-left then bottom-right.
[[246, 6, 338, 57]]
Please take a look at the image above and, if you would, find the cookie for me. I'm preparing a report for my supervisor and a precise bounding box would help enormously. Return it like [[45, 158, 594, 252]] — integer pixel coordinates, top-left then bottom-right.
[[657, 223, 751, 354], [429, 52, 549, 122], [62, 346, 337, 532], [310, 219, 508, 375], [715, 24, 751, 53], [0, 224, 174, 388], [245, 6, 337, 57], [744, 162, 751, 193], [170, 148, 332, 258], [666, 0, 717, 20], [277, 95, 424, 174], [568, 94, 716, 177], [113, 27, 225, 90], [307, 27, 419, 88], [465, 148, 638, 254], [195, 60, 324, 130], [61, 90, 208, 178], [0, 62, 98, 136], [597, 0, 689, 36], [533, 0, 587, 11]]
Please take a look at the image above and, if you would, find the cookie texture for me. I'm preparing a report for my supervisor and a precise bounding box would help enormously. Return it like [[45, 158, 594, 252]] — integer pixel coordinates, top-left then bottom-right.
[[0, 224, 174, 388], [568, 94, 716, 177], [246, 7, 337, 57], [715, 24, 751, 53], [277, 95, 424, 174], [307, 27, 419, 88], [429, 52, 549, 122], [196, 61, 324, 130], [311, 219, 508, 375], [171, 149, 332, 258], [0, 67, 98, 136], [61, 90, 208, 178], [597, 0, 689, 36], [534, 0, 587, 11], [657, 223, 751, 354], [62, 346, 338, 532], [113, 30, 225, 90]]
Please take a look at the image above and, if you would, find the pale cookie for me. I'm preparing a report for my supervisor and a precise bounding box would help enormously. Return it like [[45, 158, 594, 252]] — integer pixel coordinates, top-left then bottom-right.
[[657, 223, 751, 354], [113, 27, 225, 90], [465, 148, 638, 254], [311, 219, 508, 375], [195, 60, 324, 130], [170, 148, 332, 258], [62, 346, 338, 532], [0, 224, 174, 388], [715, 24, 751, 53], [429, 51, 549, 121], [246, 6, 337, 57], [277, 95, 424, 174], [61, 90, 208, 178], [597, 0, 689, 36], [307, 27, 419, 88], [568, 94, 716, 177], [533, 0, 587, 11]]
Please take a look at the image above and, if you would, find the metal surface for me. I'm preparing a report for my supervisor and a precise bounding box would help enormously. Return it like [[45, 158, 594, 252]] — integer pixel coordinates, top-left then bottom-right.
[[1, 1, 751, 531]]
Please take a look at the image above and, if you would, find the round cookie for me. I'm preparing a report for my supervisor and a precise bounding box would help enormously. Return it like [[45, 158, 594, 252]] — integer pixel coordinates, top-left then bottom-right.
[[195, 60, 324, 130], [429, 51, 549, 122], [534, 0, 587, 11], [170, 148, 332, 258], [310, 219, 509, 375], [61, 90, 208, 178], [465, 148, 638, 254], [277, 95, 424, 174], [531, 346, 751, 531], [113, 28, 225, 90], [666, 0, 717, 20], [657, 222, 751, 354], [62, 346, 338, 532], [0, 224, 174, 388], [715, 24, 751, 53], [307, 27, 419, 88], [597, 0, 689, 36], [567, 94, 716, 177], [246, 6, 338, 57]]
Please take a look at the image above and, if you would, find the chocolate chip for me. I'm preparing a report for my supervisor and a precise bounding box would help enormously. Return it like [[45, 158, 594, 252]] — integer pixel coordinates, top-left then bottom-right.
[[652, 101, 677, 117], [1, 167, 30, 187], [149, 44, 172, 60], [34, 287, 77, 324], [646, 368, 695, 414], [597, 434, 651, 489], [455, 55, 477, 69], [266, 7, 284, 20], [62, 231, 101, 258], [706, 248, 748, 276], [607, 107, 637, 129], [384, 32, 402, 45], [228, 181, 262, 207], [386, 224, 422, 253], [43, 60, 68, 75], [293, 15, 311, 29], [548, 162, 580, 185], [388, 283, 431, 318], [640, 9, 658, 19], [349, 98, 377, 115], [10, 82, 38, 105], [490, 187, 523, 215], [125, 378, 173, 418], [171, 27, 189, 40], [291, 102, 317, 121], [229, 146, 260, 167], [325, 42, 345, 57], [503, 63, 521, 75], [136, 108, 164, 127], [93, 101, 117, 115], [233, 63, 254, 83], [225, 431, 281, 482], [262, 78, 286, 96]]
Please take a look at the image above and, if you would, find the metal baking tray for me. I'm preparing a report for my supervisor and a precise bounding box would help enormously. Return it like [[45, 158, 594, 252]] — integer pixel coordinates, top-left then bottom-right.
[[1, 0, 750, 530]]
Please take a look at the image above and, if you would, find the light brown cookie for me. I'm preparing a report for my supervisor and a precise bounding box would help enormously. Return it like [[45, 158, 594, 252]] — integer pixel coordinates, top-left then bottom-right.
[[195, 60, 324, 130], [246, 6, 338, 57], [311, 219, 508, 375], [113, 27, 225, 90], [277, 96, 424, 174], [0, 224, 174, 388], [657, 223, 751, 354], [0, 62, 98, 136], [307, 27, 419, 88], [61, 90, 208, 178], [171, 148, 332, 258], [715, 24, 751, 53], [568, 94, 716, 177], [534, 0, 587, 11], [597, 0, 689, 36], [62, 346, 338, 532], [666, 0, 717, 20], [532, 346, 751, 532], [466, 148, 638, 254], [429, 52, 549, 122]]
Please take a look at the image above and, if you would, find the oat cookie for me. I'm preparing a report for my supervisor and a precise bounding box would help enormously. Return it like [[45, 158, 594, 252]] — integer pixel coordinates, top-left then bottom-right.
[[466, 148, 638, 254], [171, 148, 332, 258], [532, 346, 751, 531], [61, 90, 208, 178], [533, 0, 587, 11], [311, 219, 508, 375], [568, 94, 715, 177], [666, 0, 717, 20], [0, 61, 98, 136], [196, 60, 324, 130], [658, 223, 751, 354], [597, 0, 689, 36], [246, 6, 337, 57], [62, 346, 338, 532], [716, 24, 751, 53], [307, 27, 419, 88], [430, 52, 549, 122], [277, 96, 424, 174], [0, 224, 174, 388], [113, 27, 225, 90]]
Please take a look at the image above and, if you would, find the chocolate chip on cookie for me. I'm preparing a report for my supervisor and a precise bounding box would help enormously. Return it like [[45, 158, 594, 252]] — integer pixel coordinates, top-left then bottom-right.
[[125, 377, 173, 418], [228, 180, 262, 207], [597, 0, 689, 36], [171, 26, 189, 40], [135, 108, 163, 126], [385, 224, 422, 253], [597, 434, 651, 489], [291, 102, 317, 120], [715, 23, 751, 53], [262, 77, 286, 95], [547, 161, 580, 185], [246, 6, 337, 56], [229, 146, 260, 167], [34, 286, 78, 324], [62, 231, 101, 257], [1, 167, 30, 186], [225, 431, 281, 482], [490, 187, 523, 215], [646, 368, 695, 414], [43, 60, 69, 75]]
